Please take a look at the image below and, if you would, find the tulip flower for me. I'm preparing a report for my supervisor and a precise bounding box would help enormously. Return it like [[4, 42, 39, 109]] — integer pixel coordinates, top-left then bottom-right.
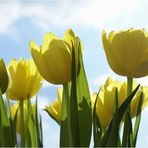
[[30, 29, 81, 85], [92, 77, 148, 128], [8, 58, 42, 100], [0, 58, 9, 94], [102, 28, 148, 78], [45, 88, 62, 124], [11, 102, 35, 133]]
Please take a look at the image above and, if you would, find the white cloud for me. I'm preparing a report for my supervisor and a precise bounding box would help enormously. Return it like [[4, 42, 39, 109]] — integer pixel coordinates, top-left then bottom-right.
[[42, 80, 54, 88], [0, 0, 148, 34]]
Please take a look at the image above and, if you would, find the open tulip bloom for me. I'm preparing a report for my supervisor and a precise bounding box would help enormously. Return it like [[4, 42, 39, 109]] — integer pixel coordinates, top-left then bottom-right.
[[0, 28, 148, 147]]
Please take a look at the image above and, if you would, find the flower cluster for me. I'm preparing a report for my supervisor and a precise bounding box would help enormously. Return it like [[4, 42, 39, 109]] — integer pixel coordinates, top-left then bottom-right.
[[0, 28, 148, 147]]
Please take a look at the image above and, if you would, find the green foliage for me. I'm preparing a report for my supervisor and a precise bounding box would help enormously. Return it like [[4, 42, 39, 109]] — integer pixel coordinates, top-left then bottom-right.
[[93, 84, 140, 147], [60, 42, 92, 147]]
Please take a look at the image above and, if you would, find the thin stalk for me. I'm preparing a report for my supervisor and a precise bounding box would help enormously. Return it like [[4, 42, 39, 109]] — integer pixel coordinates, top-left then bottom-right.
[[127, 77, 133, 97], [122, 77, 133, 147], [20, 100, 25, 147]]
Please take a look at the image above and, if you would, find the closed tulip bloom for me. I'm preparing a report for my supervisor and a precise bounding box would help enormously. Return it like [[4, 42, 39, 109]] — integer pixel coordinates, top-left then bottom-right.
[[11, 102, 35, 133], [92, 77, 148, 128], [45, 88, 62, 124], [102, 28, 148, 78], [0, 58, 9, 94], [8, 58, 42, 100], [30, 29, 81, 84]]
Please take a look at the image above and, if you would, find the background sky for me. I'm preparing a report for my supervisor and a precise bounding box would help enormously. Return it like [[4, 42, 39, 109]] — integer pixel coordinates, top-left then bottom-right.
[[1, 0, 148, 147]]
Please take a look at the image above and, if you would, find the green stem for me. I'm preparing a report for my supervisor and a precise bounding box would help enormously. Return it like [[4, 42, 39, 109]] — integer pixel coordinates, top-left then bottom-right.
[[20, 100, 25, 147], [127, 77, 133, 97], [122, 77, 133, 147]]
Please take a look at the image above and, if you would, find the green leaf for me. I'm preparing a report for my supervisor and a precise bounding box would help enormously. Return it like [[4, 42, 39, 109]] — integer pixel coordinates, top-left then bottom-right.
[[0, 91, 13, 146], [133, 92, 143, 147], [99, 84, 140, 147], [122, 111, 133, 147], [60, 84, 73, 147], [39, 114, 43, 145], [105, 88, 120, 147], [35, 96, 43, 147], [69, 42, 80, 146], [76, 42, 92, 147], [28, 100, 38, 147], [5, 94, 17, 146], [93, 90, 103, 147], [19, 100, 26, 147]]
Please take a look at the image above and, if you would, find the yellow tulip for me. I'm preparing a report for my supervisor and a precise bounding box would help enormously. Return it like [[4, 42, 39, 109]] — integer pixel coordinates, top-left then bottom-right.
[[30, 29, 81, 84], [11, 102, 35, 133], [102, 28, 148, 78], [45, 88, 62, 124], [92, 77, 148, 128], [8, 58, 42, 100], [0, 58, 9, 94]]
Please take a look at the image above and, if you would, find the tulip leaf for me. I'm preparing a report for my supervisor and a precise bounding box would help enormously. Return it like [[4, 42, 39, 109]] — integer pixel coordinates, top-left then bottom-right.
[[69, 43, 80, 146], [76, 42, 92, 147], [133, 92, 143, 147], [28, 100, 38, 147], [105, 88, 120, 147], [93, 90, 103, 147], [0, 91, 13, 146], [35, 96, 43, 147], [39, 114, 43, 145], [5, 95, 17, 146], [60, 84, 73, 147], [122, 111, 133, 147], [99, 84, 140, 147]]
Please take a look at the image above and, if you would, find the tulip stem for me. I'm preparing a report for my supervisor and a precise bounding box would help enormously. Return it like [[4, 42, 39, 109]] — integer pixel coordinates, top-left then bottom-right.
[[20, 100, 25, 147], [127, 77, 133, 97], [122, 77, 133, 147]]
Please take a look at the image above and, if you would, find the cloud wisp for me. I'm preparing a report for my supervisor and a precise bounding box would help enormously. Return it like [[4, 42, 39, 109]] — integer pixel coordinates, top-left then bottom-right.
[[1, 0, 148, 34]]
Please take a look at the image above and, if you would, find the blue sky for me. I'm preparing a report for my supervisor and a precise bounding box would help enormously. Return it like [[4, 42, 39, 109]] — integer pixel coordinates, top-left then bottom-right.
[[1, 0, 148, 147]]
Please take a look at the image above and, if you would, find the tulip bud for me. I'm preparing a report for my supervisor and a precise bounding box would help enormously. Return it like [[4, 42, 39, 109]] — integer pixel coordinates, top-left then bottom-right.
[[0, 58, 9, 94]]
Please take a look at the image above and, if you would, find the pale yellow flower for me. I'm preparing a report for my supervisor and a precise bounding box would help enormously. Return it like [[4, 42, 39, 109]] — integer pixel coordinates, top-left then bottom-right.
[[45, 88, 62, 124], [92, 77, 148, 128], [30, 29, 81, 84], [102, 28, 148, 78], [8, 58, 42, 100]]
